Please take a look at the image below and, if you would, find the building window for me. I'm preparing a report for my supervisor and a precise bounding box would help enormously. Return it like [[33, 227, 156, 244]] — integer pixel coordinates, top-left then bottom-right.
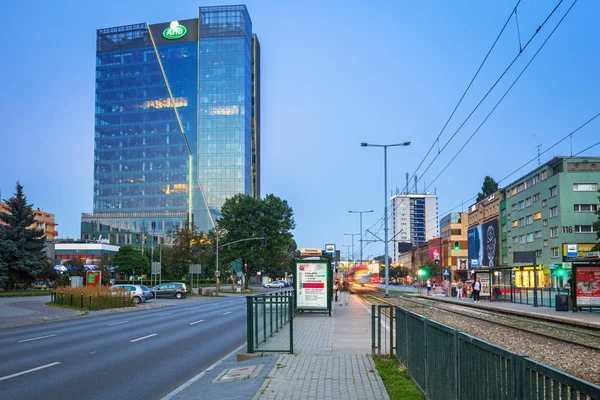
[[513, 237, 519, 244], [574, 204, 598, 212], [502, 225, 507, 233], [534, 212, 542, 220], [526, 215, 533, 225], [550, 226, 558, 238], [533, 175, 540, 185], [549, 186, 558, 198], [535, 249, 542, 257], [551, 247, 559, 258], [520, 235, 526, 244], [508, 231, 512, 237], [573, 183, 598, 192], [507, 213, 511, 220], [543, 239, 549, 247], [543, 219, 548, 227], [574, 225, 594, 233], [527, 233, 534, 243], [503, 256, 507, 263], [534, 230, 542, 239], [519, 218, 525, 227], [511, 203, 518, 211], [541, 171, 547, 180], [550, 206, 558, 218], [519, 201, 525, 210], [525, 197, 532, 207], [533, 193, 540, 202], [508, 247, 512, 253], [512, 220, 519, 228], [542, 199, 547, 207]]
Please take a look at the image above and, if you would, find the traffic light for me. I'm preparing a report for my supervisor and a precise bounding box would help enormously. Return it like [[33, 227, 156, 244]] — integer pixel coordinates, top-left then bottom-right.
[[555, 267, 565, 277], [453, 241, 460, 251], [418, 268, 428, 277]]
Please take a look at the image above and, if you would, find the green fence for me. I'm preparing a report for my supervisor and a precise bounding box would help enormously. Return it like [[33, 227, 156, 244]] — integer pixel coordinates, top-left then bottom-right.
[[390, 306, 600, 400], [246, 290, 294, 353]]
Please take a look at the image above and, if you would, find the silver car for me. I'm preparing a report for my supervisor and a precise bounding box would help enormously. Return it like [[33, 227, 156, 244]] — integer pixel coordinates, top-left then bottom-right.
[[112, 284, 147, 304]]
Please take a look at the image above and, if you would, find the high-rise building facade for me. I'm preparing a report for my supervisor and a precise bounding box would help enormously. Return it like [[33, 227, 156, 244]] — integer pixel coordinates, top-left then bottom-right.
[[391, 193, 438, 263], [440, 212, 468, 280], [81, 6, 260, 245]]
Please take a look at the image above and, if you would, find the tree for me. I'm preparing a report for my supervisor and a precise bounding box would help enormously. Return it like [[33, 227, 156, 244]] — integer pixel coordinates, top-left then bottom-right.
[[163, 221, 213, 281], [217, 194, 295, 289], [0, 183, 48, 290], [476, 176, 499, 202], [112, 245, 149, 278], [593, 189, 600, 251]]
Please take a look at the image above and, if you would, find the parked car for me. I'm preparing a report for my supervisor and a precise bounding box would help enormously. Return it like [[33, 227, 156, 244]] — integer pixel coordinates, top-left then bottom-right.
[[152, 283, 188, 299], [112, 284, 147, 304], [139, 285, 152, 300], [264, 281, 286, 289]]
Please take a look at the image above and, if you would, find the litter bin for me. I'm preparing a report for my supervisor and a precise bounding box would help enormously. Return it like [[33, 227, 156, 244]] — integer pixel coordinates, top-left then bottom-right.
[[555, 293, 569, 311]]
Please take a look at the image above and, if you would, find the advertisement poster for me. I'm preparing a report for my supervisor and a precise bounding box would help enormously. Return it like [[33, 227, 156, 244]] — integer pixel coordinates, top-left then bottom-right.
[[457, 258, 468, 270], [576, 266, 600, 306], [429, 247, 441, 263], [86, 271, 101, 287], [479, 275, 490, 297], [297, 261, 328, 309], [468, 220, 499, 267]]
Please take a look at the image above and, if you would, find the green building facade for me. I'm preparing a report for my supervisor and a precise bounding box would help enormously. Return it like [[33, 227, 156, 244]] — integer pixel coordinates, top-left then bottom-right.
[[501, 157, 599, 288]]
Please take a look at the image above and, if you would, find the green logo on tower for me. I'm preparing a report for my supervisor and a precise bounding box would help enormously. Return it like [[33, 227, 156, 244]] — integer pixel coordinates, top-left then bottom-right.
[[162, 21, 187, 40]]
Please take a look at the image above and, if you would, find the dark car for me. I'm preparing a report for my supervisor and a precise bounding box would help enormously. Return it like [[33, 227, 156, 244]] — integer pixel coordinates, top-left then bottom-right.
[[152, 283, 188, 299]]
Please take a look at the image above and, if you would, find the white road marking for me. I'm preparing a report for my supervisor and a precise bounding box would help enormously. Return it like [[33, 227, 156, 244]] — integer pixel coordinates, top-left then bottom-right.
[[161, 344, 246, 400], [159, 312, 173, 316], [0, 362, 61, 382], [189, 319, 205, 325], [129, 334, 157, 343], [17, 334, 56, 343], [222, 312, 232, 315], [108, 321, 129, 326]]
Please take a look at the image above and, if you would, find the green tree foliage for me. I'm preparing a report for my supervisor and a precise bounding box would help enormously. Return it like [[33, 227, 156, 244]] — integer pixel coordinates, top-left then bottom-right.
[[0, 183, 48, 290], [162, 221, 213, 281], [112, 245, 149, 277], [476, 176, 499, 202], [64, 258, 85, 277], [593, 189, 600, 251], [217, 194, 295, 288]]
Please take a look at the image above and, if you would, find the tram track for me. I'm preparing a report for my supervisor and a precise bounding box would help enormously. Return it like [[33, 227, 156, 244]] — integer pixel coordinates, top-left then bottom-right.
[[362, 293, 600, 352]]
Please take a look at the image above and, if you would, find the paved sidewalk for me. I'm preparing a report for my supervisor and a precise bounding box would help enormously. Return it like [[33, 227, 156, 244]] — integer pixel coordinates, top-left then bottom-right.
[[165, 293, 390, 400]]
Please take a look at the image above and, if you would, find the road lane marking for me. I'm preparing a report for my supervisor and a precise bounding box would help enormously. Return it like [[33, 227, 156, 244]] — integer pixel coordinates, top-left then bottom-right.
[[222, 312, 232, 315], [0, 362, 61, 381], [159, 312, 173, 316], [189, 319, 205, 325], [108, 321, 129, 326], [129, 334, 157, 343], [17, 334, 56, 343]]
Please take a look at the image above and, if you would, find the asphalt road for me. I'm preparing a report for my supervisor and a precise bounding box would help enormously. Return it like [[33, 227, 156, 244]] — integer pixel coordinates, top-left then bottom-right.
[[0, 296, 247, 400]]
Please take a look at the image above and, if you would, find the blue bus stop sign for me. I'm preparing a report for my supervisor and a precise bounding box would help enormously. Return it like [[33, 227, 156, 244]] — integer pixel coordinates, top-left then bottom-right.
[[443, 269, 450, 276]]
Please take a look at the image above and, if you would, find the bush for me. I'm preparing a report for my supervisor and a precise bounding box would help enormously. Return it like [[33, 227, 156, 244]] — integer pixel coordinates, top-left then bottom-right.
[[203, 288, 213, 296], [52, 286, 133, 310]]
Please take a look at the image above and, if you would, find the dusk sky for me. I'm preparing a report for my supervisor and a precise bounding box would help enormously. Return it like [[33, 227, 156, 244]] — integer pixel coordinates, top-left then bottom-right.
[[1, 0, 598, 261]]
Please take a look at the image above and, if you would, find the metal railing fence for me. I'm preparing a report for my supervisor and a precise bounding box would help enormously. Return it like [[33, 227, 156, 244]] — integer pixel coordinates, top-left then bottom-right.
[[246, 290, 294, 353]]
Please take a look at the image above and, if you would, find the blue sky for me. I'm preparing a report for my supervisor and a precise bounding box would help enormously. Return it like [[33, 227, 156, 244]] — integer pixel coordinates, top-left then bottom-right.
[[1, 0, 598, 261]]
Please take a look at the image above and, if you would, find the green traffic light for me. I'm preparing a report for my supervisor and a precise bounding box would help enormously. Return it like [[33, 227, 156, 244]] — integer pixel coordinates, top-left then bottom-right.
[[453, 241, 460, 251], [556, 268, 565, 277]]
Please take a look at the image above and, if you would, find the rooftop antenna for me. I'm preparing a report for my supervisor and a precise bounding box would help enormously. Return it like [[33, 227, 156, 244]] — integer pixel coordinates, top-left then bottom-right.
[[413, 175, 417, 194], [536, 144, 542, 165], [405, 172, 409, 194]]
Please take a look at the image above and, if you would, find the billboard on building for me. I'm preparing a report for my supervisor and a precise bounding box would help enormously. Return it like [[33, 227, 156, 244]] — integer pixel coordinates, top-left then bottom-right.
[[429, 247, 441, 263], [468, 219, 499, 267]]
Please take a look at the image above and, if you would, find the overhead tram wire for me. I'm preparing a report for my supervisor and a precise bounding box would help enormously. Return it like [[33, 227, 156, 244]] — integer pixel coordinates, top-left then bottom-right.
[[415, 109, 599, 230], [408, 0, 522, 187], [412, 0, 567, 188], [421, 0, 579, 194]]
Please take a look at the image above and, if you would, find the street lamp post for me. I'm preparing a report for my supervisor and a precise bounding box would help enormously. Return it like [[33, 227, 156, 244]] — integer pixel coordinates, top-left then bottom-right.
[[349, 210, 374, 264], [361, 141, 411, 297], [344, 233, 359, 266]]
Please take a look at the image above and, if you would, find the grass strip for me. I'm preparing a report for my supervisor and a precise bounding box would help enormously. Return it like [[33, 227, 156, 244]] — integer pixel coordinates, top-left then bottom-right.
[[45, 302, 88, 313], [0, 290, 53, 297], [373, 356, 424, 400]]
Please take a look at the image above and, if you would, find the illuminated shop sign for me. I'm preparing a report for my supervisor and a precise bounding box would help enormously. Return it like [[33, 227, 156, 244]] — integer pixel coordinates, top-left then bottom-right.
[[163, 21, 187, 40]]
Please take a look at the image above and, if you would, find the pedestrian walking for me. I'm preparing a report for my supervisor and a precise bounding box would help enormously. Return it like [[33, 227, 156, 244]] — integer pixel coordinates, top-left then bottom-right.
[[443, 279, 449, 297], [456, 279, 464, 300], [426, 278, 432, 296], [339, 278, 349, 305], [432, 278, 437, 296], [472, 278, 481, 303]]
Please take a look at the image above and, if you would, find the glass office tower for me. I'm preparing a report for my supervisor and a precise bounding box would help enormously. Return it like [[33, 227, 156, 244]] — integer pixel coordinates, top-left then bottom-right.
[[81, 6, 260, 245]]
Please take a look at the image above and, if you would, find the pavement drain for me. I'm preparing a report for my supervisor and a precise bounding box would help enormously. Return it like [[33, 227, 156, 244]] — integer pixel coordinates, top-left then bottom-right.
[[212, 364, 264, 383]]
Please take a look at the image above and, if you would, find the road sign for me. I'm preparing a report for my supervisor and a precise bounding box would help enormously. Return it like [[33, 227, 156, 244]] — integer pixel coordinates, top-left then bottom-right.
[[215, 271, 220, 277], [300, 248, 322, 257], [325, 244, 335, 254], [443, 269, 450, 276], [566, 244, 578, 257], [152, 262, 162, 274], [188, 264, 201, 274], [585, 251, 600, 259]]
